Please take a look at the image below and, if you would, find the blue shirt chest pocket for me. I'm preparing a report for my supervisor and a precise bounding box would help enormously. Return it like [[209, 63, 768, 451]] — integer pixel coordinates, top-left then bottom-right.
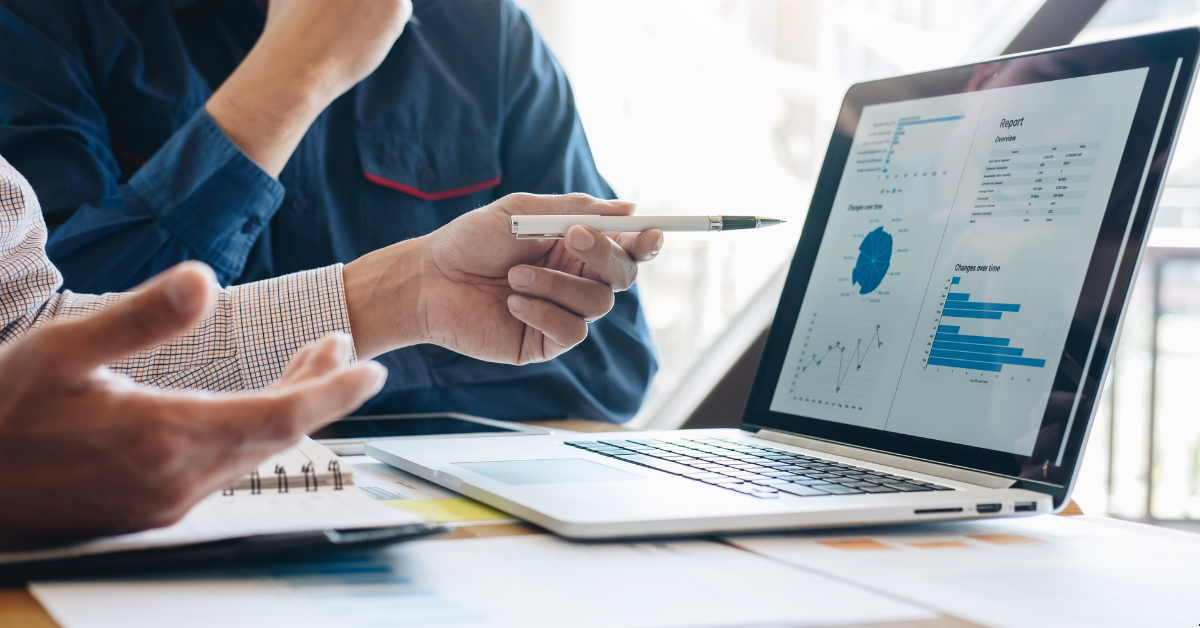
[[355, 125, 503, 247]]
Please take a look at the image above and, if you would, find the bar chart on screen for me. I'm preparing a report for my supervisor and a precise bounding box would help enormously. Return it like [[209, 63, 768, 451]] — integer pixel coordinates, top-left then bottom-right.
[[916, 273, 1056, 385], [874, 114, 965, 194]]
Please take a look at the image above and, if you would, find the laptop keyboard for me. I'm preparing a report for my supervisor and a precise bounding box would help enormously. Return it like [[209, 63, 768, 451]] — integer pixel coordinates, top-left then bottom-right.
[[565, 437, 952, 499]]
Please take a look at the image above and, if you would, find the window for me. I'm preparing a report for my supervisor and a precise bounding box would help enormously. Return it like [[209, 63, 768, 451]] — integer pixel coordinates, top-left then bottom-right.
[[1074, 1, 1200, 522]]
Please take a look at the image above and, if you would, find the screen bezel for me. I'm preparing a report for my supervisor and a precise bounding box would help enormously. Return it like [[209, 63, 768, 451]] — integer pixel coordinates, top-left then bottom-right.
[[741, 28, 1200, 507]]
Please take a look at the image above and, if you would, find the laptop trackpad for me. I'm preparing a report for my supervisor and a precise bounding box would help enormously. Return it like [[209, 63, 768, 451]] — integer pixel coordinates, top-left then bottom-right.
[[455, 459, 643, 485]]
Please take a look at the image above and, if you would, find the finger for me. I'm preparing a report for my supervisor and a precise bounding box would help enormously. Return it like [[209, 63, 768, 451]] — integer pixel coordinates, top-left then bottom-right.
[[276, 333, 353, 387], [508, 266, 614, 320], [502, 192, 637, 217], [507, 294, 588, 349], [205, 361, 389, 446], [610, 228, 665, 263], [563, 225, 638, 291], [43, 262, 217, 380]]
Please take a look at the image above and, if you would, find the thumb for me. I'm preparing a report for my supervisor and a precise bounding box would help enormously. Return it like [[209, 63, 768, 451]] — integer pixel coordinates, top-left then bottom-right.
[[48, 262, 217, 378]]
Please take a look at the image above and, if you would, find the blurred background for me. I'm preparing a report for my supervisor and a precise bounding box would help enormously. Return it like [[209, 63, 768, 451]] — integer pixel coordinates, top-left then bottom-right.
[[517, 0, 1200, 530]]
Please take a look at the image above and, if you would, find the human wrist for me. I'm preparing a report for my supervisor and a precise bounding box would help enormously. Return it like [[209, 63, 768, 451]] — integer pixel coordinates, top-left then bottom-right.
[[342, 237, 429, 360], [204, 43, 332, 177]]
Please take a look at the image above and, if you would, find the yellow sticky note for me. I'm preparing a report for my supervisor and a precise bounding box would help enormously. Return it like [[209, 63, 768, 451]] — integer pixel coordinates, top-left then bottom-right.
[[383, 498, 509, 523]]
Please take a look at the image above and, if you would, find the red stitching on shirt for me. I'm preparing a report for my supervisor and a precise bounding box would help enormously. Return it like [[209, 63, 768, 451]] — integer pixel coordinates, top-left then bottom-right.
[[114, 148, 147, 166], [363, 172, 501, 200]]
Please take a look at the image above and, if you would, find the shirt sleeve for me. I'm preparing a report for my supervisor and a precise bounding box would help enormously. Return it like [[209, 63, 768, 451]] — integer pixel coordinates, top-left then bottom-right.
[[0, 1, 283, 292], [0, 155, 353, 392]]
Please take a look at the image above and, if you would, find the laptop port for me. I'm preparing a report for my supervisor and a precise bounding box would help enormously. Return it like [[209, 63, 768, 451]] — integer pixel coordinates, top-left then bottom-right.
[[914, 507, 963, 515], [1014, 502, 1037, 512], [976, 503, 1002, 514]]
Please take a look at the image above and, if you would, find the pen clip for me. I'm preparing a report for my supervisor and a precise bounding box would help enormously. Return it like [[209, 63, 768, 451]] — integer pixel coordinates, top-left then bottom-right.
[[514, 233, 566, 240]]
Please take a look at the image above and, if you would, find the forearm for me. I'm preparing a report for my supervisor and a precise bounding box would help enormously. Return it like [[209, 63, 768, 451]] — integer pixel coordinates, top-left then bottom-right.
[[341, 235, 426, 360], [203, 45, 328, 178], [42, 266, 355, 392], [204, 0, 411, 177], [1, 153, 354, 391], [45, 110, 285, 290]]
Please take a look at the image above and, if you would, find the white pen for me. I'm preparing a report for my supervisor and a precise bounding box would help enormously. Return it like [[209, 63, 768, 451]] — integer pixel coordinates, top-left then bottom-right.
[[510, 215, 785, 239]]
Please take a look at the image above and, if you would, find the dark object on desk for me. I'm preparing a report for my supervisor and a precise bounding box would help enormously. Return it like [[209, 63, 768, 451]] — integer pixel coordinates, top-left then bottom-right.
[[0, 524, 444, 586], [313, 413, 548, 455]]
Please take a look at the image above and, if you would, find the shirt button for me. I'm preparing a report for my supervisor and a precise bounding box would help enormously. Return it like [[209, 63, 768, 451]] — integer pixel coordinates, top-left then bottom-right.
[[291, 196, 308, 212], [241, 216, 262, 234], [419, 167, 437, 183]]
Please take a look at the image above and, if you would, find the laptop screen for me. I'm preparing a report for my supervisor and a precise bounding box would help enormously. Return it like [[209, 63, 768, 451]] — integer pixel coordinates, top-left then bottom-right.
[[770, 69, 1147, 455], [745, 30, 1199, 493]]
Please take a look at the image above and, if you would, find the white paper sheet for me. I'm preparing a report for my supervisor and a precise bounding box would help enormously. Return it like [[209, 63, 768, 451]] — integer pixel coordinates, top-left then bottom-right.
[[1, 489, 423, 565], [727, 515, 1200, 628], [32, 535, 935, 628]]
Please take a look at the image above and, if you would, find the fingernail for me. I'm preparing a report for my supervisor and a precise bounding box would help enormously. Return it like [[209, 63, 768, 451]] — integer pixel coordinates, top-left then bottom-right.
[[508, 294, 531, 314], [609, 199, 637, 209], [164, 268, 204, 313], [332, 333, 352, 360], [651, 233, 665, 256], [509, 266, 535, 288], [364, 361, 389, 393], [567, 226, 595, 251]]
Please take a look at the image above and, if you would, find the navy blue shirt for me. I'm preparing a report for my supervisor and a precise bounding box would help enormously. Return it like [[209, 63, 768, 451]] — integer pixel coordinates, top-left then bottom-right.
[[0, 0, 657, 422]]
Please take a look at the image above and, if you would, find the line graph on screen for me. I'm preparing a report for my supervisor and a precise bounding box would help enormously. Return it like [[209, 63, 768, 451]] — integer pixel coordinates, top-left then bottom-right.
[[778, 313, 888, 410]]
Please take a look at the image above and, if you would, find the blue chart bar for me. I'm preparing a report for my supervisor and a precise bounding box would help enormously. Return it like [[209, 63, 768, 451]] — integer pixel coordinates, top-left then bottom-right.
[[933, 339, 1023, 356], [946, 301, 1020, 311], [942, 309, 1002, 320], [940, 283, 1020, 319], [927, 357, 1002, 372], [928, 276, 1046, 372], [884, 115, 964, 173], [929, 349, 1046, 368], [934, 332, 1008, 346], [897, 115, 966, 127]]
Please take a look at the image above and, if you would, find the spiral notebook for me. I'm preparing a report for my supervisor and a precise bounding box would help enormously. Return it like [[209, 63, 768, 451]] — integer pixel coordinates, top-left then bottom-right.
[[0, 438, 442, 583], [227, 436, 352, 494]]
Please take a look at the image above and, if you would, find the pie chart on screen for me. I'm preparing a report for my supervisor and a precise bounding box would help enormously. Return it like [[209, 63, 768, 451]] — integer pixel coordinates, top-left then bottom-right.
[[852, 226, 892, 294]]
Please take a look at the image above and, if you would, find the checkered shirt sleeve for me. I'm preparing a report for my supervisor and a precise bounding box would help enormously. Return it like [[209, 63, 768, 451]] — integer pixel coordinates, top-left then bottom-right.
[[0, 155, 355, 391]]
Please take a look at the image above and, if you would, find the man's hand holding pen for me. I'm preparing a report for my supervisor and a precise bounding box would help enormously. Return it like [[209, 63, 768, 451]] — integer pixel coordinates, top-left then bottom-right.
[[342, 193, 664, 364]]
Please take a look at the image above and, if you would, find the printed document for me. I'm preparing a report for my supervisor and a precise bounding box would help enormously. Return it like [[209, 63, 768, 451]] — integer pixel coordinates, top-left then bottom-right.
[[32, 535, 935, 628], [728, 515, 1200, 628]]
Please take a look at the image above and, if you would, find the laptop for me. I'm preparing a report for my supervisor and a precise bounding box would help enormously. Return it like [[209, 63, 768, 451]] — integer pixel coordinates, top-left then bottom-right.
[[368, 29, 1200, 539]]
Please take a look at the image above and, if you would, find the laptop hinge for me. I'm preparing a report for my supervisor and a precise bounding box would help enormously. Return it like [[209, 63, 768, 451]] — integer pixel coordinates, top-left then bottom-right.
[[754, 429, 1017, 489]]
